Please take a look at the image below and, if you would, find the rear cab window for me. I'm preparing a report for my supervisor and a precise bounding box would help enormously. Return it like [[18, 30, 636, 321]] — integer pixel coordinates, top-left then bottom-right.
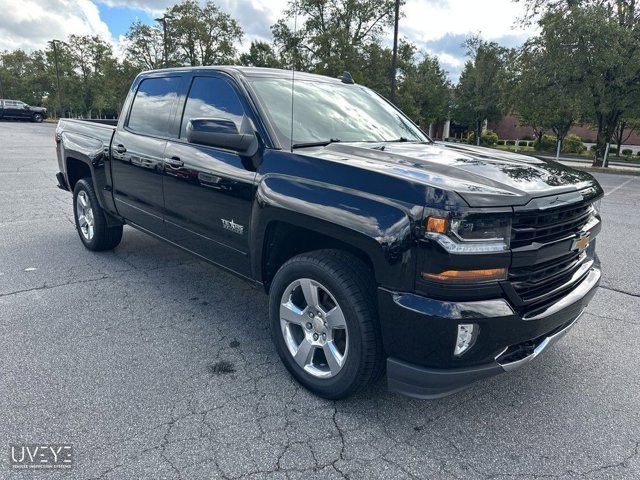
[[127, 76, 181, 137]]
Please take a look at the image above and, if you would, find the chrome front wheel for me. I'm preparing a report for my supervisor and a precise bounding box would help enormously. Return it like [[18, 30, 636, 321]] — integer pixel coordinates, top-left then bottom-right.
[[279, 278, 349, 379]]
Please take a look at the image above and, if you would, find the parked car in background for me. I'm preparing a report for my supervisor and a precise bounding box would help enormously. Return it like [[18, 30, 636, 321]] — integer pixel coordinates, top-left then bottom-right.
[[0, 99, 47, 122]]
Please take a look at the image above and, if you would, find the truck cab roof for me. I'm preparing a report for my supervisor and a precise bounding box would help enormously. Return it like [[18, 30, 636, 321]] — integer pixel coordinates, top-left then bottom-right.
[[140, 65, 346, 84]]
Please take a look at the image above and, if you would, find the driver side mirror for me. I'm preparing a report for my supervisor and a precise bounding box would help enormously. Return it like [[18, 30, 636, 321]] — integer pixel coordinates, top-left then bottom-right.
[[186, 117, 258, 157]]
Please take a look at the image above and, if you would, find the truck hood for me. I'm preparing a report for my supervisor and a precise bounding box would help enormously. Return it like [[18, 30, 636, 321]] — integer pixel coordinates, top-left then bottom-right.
[[311, 141, 600, 207]]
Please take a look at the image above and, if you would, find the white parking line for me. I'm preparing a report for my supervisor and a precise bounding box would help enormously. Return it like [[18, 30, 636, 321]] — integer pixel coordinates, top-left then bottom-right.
[[605, 177, 635, 196]]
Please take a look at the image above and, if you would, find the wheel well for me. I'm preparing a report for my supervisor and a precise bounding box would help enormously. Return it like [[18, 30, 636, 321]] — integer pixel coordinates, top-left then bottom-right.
[[66, 158, 91, 190], [261, 221, 375, 291]]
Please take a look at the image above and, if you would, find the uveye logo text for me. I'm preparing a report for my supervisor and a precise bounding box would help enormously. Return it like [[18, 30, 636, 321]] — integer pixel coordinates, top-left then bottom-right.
[[9, 444, 73, 470]]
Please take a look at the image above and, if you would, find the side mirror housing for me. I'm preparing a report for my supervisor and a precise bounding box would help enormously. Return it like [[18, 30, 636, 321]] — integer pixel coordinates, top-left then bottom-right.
[[186, 117, 258, 157]]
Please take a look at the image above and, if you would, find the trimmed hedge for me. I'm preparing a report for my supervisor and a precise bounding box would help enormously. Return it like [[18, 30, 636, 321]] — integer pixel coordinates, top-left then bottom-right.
[[482, 130, 499, 146], [562, 134, 586, 154], [534, 134, 557, 151], [622, 149, 633, 156]]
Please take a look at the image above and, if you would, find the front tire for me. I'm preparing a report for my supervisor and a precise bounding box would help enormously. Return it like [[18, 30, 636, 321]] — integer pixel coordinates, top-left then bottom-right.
[[32, 113, 43, 123], [73, 178, 123, 251], [269, 250, 383, 399]]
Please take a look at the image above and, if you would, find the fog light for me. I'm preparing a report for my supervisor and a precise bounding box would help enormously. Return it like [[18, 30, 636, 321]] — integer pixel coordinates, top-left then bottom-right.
[[454, 324, 477, 357]]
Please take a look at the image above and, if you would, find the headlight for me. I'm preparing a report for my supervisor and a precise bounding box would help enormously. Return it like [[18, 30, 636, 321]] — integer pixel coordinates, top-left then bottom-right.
[[424, 211, 511, 254]]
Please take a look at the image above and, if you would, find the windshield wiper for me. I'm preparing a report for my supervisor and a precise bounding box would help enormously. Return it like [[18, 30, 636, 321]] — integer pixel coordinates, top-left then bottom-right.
[[292, 138, 341, 149]]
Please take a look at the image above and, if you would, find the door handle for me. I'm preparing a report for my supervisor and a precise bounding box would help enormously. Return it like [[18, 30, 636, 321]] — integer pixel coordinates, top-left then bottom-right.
[[164, 156, 184, 168], [115, 144, 127, 154]]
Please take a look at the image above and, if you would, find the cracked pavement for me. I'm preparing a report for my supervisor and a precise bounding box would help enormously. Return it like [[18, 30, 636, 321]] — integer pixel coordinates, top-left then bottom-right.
[[0, 121, 639, 479]]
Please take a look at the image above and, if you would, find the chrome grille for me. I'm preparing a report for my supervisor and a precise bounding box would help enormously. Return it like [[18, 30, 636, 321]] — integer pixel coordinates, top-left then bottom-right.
[[508, 251, 590, 304], [511, 202, 592, 248]]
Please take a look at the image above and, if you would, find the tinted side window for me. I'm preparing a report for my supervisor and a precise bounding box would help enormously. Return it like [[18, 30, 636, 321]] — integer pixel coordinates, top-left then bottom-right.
[[180, 76, 246, 139], [128, 77, 180, 137]]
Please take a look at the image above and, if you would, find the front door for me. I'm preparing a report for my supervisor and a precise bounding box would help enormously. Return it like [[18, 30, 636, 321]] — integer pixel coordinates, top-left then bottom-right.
[[111, 75, 182, 234], [162, 74, 257, 278]]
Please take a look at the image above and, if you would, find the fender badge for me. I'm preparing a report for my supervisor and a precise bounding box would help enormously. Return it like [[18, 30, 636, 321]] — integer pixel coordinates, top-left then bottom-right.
[[221, 218, 244, 235]]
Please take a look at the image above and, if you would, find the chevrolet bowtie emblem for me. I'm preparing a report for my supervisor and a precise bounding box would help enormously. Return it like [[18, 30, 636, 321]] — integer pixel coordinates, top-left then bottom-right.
[[572, 234, 590, 251]]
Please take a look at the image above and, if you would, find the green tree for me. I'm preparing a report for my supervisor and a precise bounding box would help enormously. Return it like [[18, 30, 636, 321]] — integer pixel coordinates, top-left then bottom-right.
[[519, 0, 640, 165], [0, 49, 50, 105], [512, 37, 586, 158], [540, 7, 640, 164], [392, 45, 451, 127], [271, 0, 397, 77], [453, 38, 508, 145], [66, 35, 116, 116], [612, 115, 640, 157], [125, 21, 165, 70], [239, 41, 282, 68], [167, 0, 243, 66]]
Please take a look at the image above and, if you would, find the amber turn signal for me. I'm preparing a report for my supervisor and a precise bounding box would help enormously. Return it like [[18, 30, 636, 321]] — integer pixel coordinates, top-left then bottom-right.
[[421, 268, 507, 284], [426, 216, 448, 234]]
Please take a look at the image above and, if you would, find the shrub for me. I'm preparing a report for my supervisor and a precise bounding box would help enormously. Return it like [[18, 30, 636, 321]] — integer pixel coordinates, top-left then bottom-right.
[[590, 145, 598, 151], [637, 151, 640, 156], [466, 131, 475, 144], [481, 130, 499, 146], [562, 134, 586, 154], [497, 140, 505, 146], [506, 140, 516, 146], [609, 147, 618, 155], [534, 134, 557, 151], [622, 148, 633, 156]]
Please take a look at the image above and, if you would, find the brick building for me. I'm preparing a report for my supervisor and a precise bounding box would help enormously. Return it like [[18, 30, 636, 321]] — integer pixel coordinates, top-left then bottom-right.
[[488, 114, 640, 145]]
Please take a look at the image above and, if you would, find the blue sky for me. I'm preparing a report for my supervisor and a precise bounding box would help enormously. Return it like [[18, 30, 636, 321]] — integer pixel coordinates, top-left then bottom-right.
[[96, 3, 155, 38], [0, 0, 536, 82]]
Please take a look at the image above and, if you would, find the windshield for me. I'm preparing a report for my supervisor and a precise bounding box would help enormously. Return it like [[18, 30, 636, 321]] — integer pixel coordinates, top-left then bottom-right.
[[248, 77, 428, 149]]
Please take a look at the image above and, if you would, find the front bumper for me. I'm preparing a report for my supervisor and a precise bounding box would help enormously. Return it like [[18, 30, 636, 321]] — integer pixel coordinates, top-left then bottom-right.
[[381, 266, 601, 399]]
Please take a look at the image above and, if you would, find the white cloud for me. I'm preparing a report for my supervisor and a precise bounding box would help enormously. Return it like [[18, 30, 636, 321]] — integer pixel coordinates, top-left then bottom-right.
[[434, 52, 466, 69], [96, 0, 170, 14], [0, 0, 114, 51], [402, 0, 536, 43]]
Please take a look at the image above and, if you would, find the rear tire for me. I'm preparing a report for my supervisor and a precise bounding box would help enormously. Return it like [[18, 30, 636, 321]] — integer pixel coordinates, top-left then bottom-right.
[[73, 178, 123, 251], [269, 250, 383, 399]]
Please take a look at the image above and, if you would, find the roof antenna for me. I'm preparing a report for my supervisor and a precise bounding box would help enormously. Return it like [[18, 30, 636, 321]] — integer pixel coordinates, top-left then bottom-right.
[[289, 0, 299, 152], [340, 71, 355, 84]]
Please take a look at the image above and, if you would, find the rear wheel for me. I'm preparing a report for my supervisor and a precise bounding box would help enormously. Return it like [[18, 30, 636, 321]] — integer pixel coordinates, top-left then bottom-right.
[[269, 250, 383, 399], [73, 178, 123, 251]]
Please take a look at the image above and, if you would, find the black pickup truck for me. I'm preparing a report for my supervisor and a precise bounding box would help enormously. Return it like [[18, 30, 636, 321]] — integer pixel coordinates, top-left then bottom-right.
[[55, 66, 603, 399]]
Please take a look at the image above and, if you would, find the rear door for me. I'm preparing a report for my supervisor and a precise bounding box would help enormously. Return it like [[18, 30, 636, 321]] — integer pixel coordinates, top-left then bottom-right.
[[3, 100, 21, 118], [111, 74, 183, 234], [162, 73, 258, 277]]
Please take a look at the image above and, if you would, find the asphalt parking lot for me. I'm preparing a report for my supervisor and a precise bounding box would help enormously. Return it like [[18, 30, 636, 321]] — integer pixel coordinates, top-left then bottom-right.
[[0, 121, 639, 480]]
